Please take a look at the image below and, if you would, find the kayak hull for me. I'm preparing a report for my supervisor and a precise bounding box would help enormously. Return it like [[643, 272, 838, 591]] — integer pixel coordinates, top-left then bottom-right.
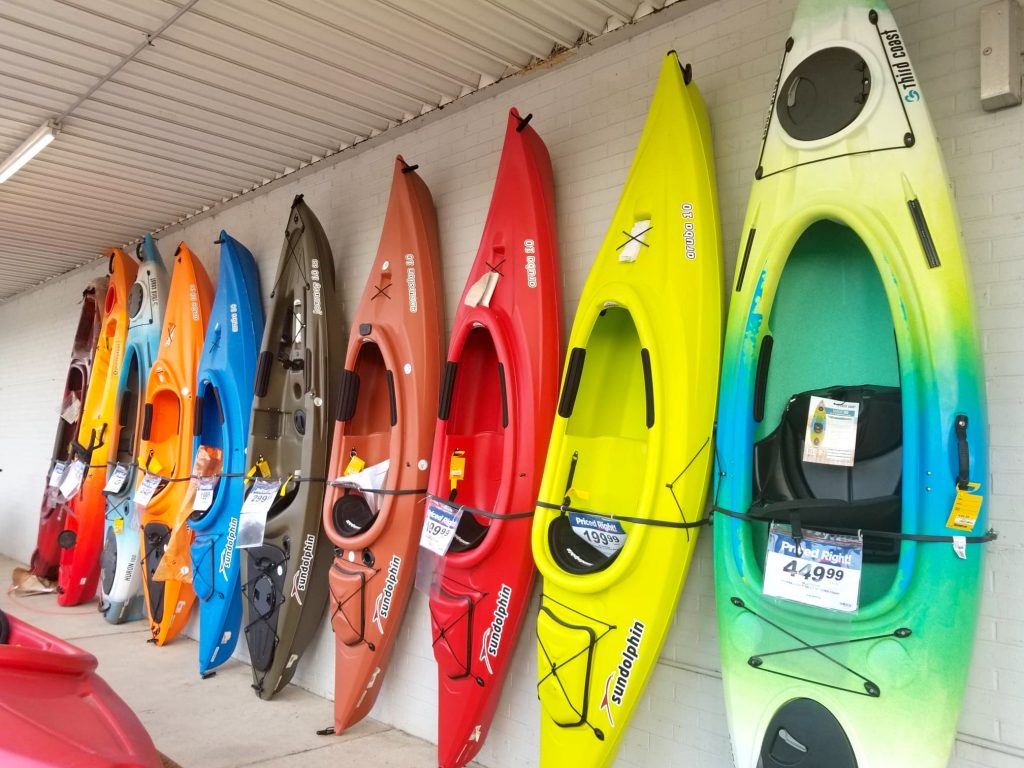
[[323, 157, 445, 731], [427, 108, 563, 768], [242, 196, 340, 699], [100, 235, 169, 625], [714, 4, 988, 767], [30, 276, 107, 583], [58, 251, 139, 606], [138, 242, 214, 644], [532, 52, 723, 768], [189, 231, 264, 675]]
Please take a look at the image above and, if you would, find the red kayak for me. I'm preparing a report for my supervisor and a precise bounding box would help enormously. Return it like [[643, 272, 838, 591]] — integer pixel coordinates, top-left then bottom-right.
[[427, 108, 563, 768], [0, 608, 161, 767], [323, 156, 445, 732], [29, 276, 107, 582]]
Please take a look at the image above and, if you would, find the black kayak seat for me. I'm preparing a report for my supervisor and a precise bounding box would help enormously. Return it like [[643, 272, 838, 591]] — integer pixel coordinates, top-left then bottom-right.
[[752, 384, 902, 562], [331, 493, 376, 538], [548, 514, 619, 575]]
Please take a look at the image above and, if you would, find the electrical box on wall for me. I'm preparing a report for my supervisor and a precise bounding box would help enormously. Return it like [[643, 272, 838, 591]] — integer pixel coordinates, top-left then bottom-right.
[[980, 0, 1023, 110]]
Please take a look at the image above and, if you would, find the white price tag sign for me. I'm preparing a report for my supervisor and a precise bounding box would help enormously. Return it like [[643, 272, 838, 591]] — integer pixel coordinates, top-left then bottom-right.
[[103, 463, 130, 495], [569, 512, 627, 558], [419, 498, 463, 556], [763, 524, 863, 612], [802, 397, 860, 467], [48, 461, 67, 488], [237, 478, 280, 549], [192, 475, 219, 513], [58, 459, 86, 499], [133, 472, 162, 508]]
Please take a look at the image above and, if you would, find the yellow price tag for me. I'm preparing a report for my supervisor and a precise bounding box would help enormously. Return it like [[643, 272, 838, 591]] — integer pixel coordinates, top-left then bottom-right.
[[945, 482, 983, 532], [113, 518, 124, 534], [449, 450, 466, 492], [143, 454, 163, 475], [344, 454, 365, 476], [567, 487, 590, 501], [256, 457, 271, 478]]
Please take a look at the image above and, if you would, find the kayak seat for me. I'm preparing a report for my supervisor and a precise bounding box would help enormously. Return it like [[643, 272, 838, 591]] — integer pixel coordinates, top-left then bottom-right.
[[331, 493, 376, 538], [449, 511, 488, 553], [753, 384, 902, 562], [547, 515, 618, 575]]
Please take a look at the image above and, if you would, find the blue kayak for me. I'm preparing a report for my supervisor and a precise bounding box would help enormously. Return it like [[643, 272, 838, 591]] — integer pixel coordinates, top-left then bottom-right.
[[188, 231, 264, 676], [99, 235, 169, 624]]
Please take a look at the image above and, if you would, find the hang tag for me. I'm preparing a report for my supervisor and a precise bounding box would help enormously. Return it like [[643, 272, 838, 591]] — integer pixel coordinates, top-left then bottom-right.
[[58, 459, 86, 500], [60, 393, 82, 424], [618, 219, 651, 263], [420, 498, 463, 556], [48, 461, 67, 488], [334, 459, 390, 513], [344, 454, 366, 476], [569, 512, 626, 558], [449, 450, 466, 492], [952, 535, 967, 560], [103, 463, 130, 495], [193, 476, 219, 512], [237, 478, 280, 549], [133, 472, 162, 508], [255, 457, 271, 478], [802, 397, 859, 467], [946, 482, 982, 532], [113, 517, 125, 534], [763, 523, 863, 612]]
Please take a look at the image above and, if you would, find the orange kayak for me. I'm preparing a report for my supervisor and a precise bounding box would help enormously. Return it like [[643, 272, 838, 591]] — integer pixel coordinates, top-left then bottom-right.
[[58, 250, 138, 606], [137, 242, 214, 644], [322, 156, 445, 732]]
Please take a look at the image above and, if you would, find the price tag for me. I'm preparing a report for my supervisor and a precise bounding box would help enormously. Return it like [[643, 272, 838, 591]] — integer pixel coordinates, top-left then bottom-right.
[[58, 459, 86, 499], [569, 512, 627, 558], [802, 397, 859, 467], [48, 461, 67, 488], [946, 482, 983, 532], [237, 478, 280, 549], [343, 454, 365, 476], [763, 524, 862, 612], [104, 463, 130, 495], [193, 475, 219, 512], [420, 498, 463, 556], [133, 472, 162, 508], [113, 517, 125, 534]]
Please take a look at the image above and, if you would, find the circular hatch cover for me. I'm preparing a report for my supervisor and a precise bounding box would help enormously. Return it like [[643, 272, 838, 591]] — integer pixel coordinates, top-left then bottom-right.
[[777, 47, 871, 141]]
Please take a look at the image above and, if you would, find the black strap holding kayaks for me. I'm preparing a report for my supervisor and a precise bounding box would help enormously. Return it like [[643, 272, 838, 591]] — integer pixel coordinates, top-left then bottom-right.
[[536, 499, 709, 529], [426, 492, 534, 520], [711, 501, 998, 544]]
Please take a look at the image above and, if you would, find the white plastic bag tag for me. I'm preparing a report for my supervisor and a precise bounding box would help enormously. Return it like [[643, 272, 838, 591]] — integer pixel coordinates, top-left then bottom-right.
[[193, 475, 219, 513], [103, 463, 130, 495], [333, 459, 390, 513], [237, 478, 280, 549], [48, 461, 67, 488], [420, 498, 463, 556], [569, 512, 627, 558], [953, 535, 967, 560], [133, 472, 162, 508], [802, 397, 859, 467], [59, 459, 86, 499], [763, 524, 863, 612]]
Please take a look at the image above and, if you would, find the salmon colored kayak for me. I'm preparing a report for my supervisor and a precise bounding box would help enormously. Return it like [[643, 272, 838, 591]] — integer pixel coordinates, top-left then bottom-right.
[[427, 108, 563, 768], [323, 156, 445, 732], [30, 275, 107, 583], [58, 251, 138, 606], [137, 242, 214, 644]]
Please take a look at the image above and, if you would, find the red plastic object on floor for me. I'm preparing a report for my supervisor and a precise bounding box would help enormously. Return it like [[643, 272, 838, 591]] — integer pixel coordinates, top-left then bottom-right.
[[426, 107, 563, 768], [0, 608, 162, 767]]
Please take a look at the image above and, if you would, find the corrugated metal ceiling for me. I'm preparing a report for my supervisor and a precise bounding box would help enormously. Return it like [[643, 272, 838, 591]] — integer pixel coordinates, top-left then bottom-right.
[[0, 0, 670, 301]]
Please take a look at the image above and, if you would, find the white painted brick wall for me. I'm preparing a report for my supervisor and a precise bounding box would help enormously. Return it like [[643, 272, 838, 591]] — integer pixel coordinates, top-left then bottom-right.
[[1, 0, 1021, 765]]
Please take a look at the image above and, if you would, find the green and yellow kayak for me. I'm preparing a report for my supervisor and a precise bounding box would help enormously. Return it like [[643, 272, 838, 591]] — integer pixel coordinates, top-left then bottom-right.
[[714, 2, 990, 767], [532, 51, 723, 767]]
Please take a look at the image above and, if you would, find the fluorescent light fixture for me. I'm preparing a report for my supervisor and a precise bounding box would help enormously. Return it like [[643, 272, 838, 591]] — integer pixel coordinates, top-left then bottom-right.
[[0, 121, 59, 184]]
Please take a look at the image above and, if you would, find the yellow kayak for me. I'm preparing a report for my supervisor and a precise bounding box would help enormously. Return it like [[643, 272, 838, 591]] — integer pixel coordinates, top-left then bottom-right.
[[532, 51, 723, 767]]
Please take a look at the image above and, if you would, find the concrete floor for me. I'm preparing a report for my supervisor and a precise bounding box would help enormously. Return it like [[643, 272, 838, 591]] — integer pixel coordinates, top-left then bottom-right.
[[1, 555, 442, 767]]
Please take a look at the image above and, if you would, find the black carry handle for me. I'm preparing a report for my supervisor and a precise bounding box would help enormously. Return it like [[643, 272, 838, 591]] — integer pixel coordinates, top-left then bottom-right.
[[955, 414, 970, 490]]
